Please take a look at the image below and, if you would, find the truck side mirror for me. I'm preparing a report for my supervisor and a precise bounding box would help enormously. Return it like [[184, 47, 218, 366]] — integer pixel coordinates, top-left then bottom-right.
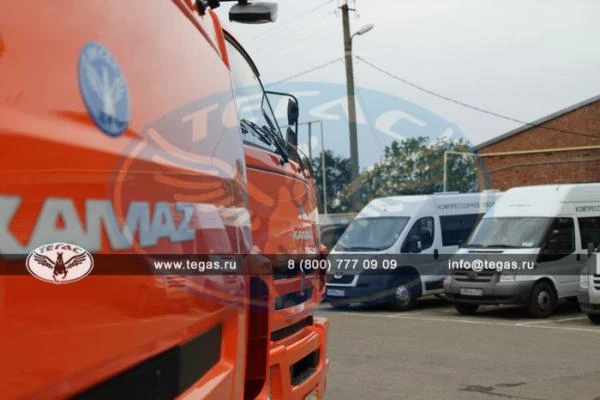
[[287, 98, 299, 126], [286, 126, 298, 147], [264, 90, 300, 148], [229, 2, 278, 24]]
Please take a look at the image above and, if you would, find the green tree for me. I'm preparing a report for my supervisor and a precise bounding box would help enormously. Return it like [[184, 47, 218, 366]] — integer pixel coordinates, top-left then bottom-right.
[[311, 150, 353, 214], [340, 137, 477, 210]]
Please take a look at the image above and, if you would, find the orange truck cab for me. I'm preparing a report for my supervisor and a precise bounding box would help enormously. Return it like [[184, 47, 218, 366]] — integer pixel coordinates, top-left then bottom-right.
[[223, 33, 330, 400], [0, 1, 275, 399]]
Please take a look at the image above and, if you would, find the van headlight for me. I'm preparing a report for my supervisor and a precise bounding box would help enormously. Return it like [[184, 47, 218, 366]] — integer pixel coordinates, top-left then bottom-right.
[[499, 272, 516, 282], [580, 270, 589, 289]]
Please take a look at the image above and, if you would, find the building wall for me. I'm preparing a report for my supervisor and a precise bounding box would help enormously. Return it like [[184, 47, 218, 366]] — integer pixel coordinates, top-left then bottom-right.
[[477, 100, 600, 191]]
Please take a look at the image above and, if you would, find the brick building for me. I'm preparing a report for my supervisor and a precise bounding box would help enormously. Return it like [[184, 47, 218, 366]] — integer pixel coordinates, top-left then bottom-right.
[[475, 95, 600, 191]]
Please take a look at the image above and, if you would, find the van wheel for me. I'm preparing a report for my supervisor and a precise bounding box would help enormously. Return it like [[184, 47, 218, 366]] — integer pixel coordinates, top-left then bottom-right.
[[454, 303, 479, 315], [587, 314, 600, 324], [389, 277, 419, 311], [527, 281, 557, 318]]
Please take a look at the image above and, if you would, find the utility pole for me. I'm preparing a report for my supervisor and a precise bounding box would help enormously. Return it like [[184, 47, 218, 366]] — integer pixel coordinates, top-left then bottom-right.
[[443, 150, 478, 192], [341, 1, 361, 211], [289, 120, 328, 214]]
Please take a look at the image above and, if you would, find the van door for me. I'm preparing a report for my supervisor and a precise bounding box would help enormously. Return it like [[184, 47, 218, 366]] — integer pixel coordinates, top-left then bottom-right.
[[537, 217, 581, 298], [578, 216, 600, 254], [439, 213, 483, 271], [401, 216, 441, 293]]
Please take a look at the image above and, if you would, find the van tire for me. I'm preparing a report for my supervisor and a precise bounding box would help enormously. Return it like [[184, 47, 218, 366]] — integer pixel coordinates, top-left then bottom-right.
[[454, 303, 479, 315], [389, 276, 420, 311], [587, 313, 600, 324], [526, 281, 557, 318]]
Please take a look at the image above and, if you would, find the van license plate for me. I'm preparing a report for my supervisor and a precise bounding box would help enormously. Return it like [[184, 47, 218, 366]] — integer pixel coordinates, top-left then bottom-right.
[[460, 288, 483, 296], [327, 289, 345, 297]]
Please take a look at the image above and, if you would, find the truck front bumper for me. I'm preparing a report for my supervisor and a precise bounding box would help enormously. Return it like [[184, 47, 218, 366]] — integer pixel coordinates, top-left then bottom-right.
[[259, 317, 329, 400]]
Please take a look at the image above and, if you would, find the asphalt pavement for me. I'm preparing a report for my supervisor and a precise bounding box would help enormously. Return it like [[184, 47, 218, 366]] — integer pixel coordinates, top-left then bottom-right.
[[317, 298, 600, 400]]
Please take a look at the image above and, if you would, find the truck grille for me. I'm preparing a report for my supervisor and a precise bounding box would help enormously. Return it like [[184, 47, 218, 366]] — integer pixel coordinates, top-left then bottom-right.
[[271, 316, 313, 342], [453, 270, 495, 282], [594, 274, 600, 291], [327, 274, 355, 284], [275, 288, 313, 310]]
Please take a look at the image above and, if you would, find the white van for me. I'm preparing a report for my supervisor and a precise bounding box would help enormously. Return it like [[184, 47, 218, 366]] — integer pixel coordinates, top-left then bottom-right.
[[319, 213, 356, 251], [578, 252, 600, 324], [325, 192, 502, 310], [445, 183, 600, 318]]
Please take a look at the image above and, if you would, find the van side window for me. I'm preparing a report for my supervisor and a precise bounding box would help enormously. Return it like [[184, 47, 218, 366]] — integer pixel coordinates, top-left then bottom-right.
[[402, 217, 434, 253], [225, 40, 281, 153], [539, 217, 575, 262], [440, 214, 483, 246], [578, 217, 600, 250]]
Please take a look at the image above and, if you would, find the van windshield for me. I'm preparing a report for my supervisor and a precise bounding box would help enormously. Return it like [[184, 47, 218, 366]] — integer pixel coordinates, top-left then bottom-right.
[[465, 217, 552, 249], [335, 217, 410, 251]]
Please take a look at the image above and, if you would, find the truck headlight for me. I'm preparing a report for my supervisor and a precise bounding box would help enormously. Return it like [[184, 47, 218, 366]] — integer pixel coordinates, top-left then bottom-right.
[[580, 270, 589, 289], [499, 272, 516, 282]]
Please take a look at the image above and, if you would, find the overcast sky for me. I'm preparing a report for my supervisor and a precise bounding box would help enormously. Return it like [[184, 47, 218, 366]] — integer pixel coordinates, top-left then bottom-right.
[[219, 0, 600, 168]]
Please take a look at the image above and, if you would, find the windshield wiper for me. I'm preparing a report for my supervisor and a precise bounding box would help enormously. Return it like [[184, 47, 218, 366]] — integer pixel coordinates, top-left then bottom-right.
[[259, 125, 289, 163], [341, 246, 384, 251], [484, 244, 519, 248], [240, 119, 289, 163], [465, 243, 485, 248]]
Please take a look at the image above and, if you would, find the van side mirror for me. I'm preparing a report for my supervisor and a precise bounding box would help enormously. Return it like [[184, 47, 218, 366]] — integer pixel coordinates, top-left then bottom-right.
[[548, 238, 561, 253], [229, 2, 278, 24], [403, 239, 421, 254], [588, 242, 596, 257]]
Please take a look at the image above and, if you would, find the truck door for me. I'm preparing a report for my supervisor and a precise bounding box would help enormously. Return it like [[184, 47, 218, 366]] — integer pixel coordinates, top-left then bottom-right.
[[0, 3, 249, 398], [224, 37, 318, 255]]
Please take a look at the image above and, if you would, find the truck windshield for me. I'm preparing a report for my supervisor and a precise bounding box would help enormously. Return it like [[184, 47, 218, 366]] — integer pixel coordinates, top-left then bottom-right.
[[335, 217, 410, 251], [465, 217, 552, 249]]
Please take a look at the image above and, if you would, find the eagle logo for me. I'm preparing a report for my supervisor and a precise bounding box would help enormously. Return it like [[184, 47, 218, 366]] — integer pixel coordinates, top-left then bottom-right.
[[82, 62, 126, 122], [26, 243, 94, 284], [78, 42, 130, 137]]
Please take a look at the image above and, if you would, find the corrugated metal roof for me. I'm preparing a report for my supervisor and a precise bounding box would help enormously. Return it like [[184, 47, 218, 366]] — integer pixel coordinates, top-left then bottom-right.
[[474, 94, 600, 151]]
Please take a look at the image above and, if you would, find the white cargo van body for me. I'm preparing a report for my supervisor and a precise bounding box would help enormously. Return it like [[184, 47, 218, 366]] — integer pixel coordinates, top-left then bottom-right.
[[325, 192, 502, 310], [445, 183, 600, 318], [578, 253, 600, 324]]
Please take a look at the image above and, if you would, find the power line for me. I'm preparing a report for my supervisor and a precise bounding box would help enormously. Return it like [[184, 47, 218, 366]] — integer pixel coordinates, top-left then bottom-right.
[[356, 56, 600, 141], [246, 0, 336, 44], [266, 57, 343, 86], [251, 11, 337, 58]]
